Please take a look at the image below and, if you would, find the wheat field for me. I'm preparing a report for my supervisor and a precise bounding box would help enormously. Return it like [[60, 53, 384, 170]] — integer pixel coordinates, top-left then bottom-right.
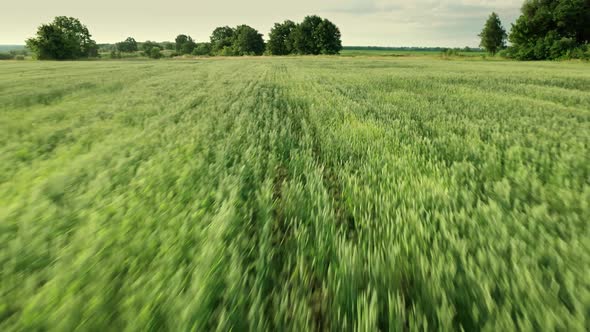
[[1, 57, 589, 331]]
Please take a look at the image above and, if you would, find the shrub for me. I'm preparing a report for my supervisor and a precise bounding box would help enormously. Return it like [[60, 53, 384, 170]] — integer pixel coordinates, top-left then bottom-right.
[[15, 55, 25, 60], [192, 43, 212, 56], [219, 46, 236, 56], [110, 50, 122, 59], [0, 52, 14, 60], [149, 47, 162, 59], [496, 49, 512, 58]]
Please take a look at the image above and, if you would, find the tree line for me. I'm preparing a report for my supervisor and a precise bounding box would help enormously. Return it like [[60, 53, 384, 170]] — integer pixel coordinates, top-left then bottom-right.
[[23, 0, 590, 61], [25, 15, 342, 60], [479, 0, 590, 60]]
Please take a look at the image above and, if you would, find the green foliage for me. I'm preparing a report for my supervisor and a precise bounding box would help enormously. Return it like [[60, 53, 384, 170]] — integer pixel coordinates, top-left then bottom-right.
[[218, 46, 236, 56], [175, 34, 196, 54], [440, 48, 462, 57], [192, 43, 212, 56], [209, 25, 265, 56], [141, 41, 163, 59], [232, 25, 265, 55], [149, 47, 162, 59], [210, 26, 235, 54], [267, 16, 342, 55], [290, 16, 343, 55], [479, 12, 506, 55], [110, 50, 122, 59], [116, 37, 138, 53], [267, 20, 297, 55], [316, 19, 342, 54], [509, 0, 590, 60], [26, 16, 98, 60], [0, 52, 13, 60], [0, 58, 588, 331], [293, 15, 323, 54]]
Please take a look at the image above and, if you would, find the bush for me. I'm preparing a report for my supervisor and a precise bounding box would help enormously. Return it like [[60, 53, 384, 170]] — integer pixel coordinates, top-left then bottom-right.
[[192, 43, 212, 56], [26, 16, 98, 60], [0, 52, 14, 60], [440, 48, 461, 58], [496, 49, 511, 58], [219, 46, 236, 56], [564, 44, 590, 60], [149, 47, 162, 59], [15, 55, 25, 60], [110, 50, 122, 59]]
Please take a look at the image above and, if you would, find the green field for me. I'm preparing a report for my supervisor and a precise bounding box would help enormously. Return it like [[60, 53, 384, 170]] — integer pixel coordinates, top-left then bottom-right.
[[1, 58, 589, 331]]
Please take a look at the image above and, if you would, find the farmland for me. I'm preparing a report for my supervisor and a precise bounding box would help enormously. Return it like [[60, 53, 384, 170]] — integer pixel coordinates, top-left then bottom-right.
[[1, 57, 589, 331]]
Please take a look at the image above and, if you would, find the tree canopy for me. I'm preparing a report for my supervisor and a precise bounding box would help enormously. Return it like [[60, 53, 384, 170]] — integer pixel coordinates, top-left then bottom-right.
[[479, 13, 507, 55], [116, 37, 138, 53], [316, 19, 342, 55], [509, 0, 590, 60], [210, 26, 236, 54], [294, 15, 324, 55], [267, 20, 297, 55], [175, 34, 197, 54], [26, 16, 98, 60], [232, 25, 265, 55], [26, 15, 343, 60], [141, 41, 162, 59], [269, 16, 342, 55]]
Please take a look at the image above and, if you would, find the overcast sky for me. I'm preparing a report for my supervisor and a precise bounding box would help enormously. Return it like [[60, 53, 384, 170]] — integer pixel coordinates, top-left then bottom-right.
[[0, 0, 522, 47]]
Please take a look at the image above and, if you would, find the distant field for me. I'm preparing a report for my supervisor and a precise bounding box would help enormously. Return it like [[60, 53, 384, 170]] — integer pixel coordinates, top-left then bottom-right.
[[340, 48, 487, 57], [1, 58, 589, 331]]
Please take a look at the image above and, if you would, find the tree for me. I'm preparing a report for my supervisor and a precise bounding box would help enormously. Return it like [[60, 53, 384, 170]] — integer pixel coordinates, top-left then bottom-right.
[[509, 0, 590, 60], [26, 16, 98, 60], [232, 25, 265, 55], [315, 19, 342, 54], [175, 34, 196, 54], [479, 12, 507, 55], [268, 20, 297, 55], [149, 47, 162, 59], [192, 43, 212, 56], [116, 37, 138, 53], [162, 42, 175, 50], [293, 15, 324, 54], [141, 41, 162, 59], [210, 26, 235, 54]]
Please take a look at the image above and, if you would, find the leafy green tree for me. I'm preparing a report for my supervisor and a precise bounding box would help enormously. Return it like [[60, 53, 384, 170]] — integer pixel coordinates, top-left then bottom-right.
[[175, 34, 197, 54], [192, 43, 212, 56], [141, 41, 162, 59], [509, 0, 590, 60], [232, 25, 265, 56], [268, 20, 297, 55], [210, 26, 235, 54], [293, 15, 324, 54], [315, 19, 342, 54], [26, 16, 98, 60], [149, 47, 162, 59], [479, 12, 507, 55], [162, 42, 175, 50], [116, 37, 138, 53]]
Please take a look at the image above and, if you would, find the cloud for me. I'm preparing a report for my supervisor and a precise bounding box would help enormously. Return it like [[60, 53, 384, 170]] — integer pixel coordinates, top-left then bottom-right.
[[325, 0, 402, 14], [0, 0, 523, 47], [320, 0, 521, 46]]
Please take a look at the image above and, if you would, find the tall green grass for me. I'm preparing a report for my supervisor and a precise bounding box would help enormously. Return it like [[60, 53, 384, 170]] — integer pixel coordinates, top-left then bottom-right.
[[1, 58, 589, 331]]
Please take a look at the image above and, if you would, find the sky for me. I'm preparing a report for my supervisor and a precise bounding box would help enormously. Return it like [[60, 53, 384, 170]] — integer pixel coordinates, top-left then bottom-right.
[[0, 0, 522, 47]]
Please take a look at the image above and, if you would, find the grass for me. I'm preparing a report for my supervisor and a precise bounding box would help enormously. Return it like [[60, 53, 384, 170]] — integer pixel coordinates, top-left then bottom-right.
[[0, 57, 589, 331]]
